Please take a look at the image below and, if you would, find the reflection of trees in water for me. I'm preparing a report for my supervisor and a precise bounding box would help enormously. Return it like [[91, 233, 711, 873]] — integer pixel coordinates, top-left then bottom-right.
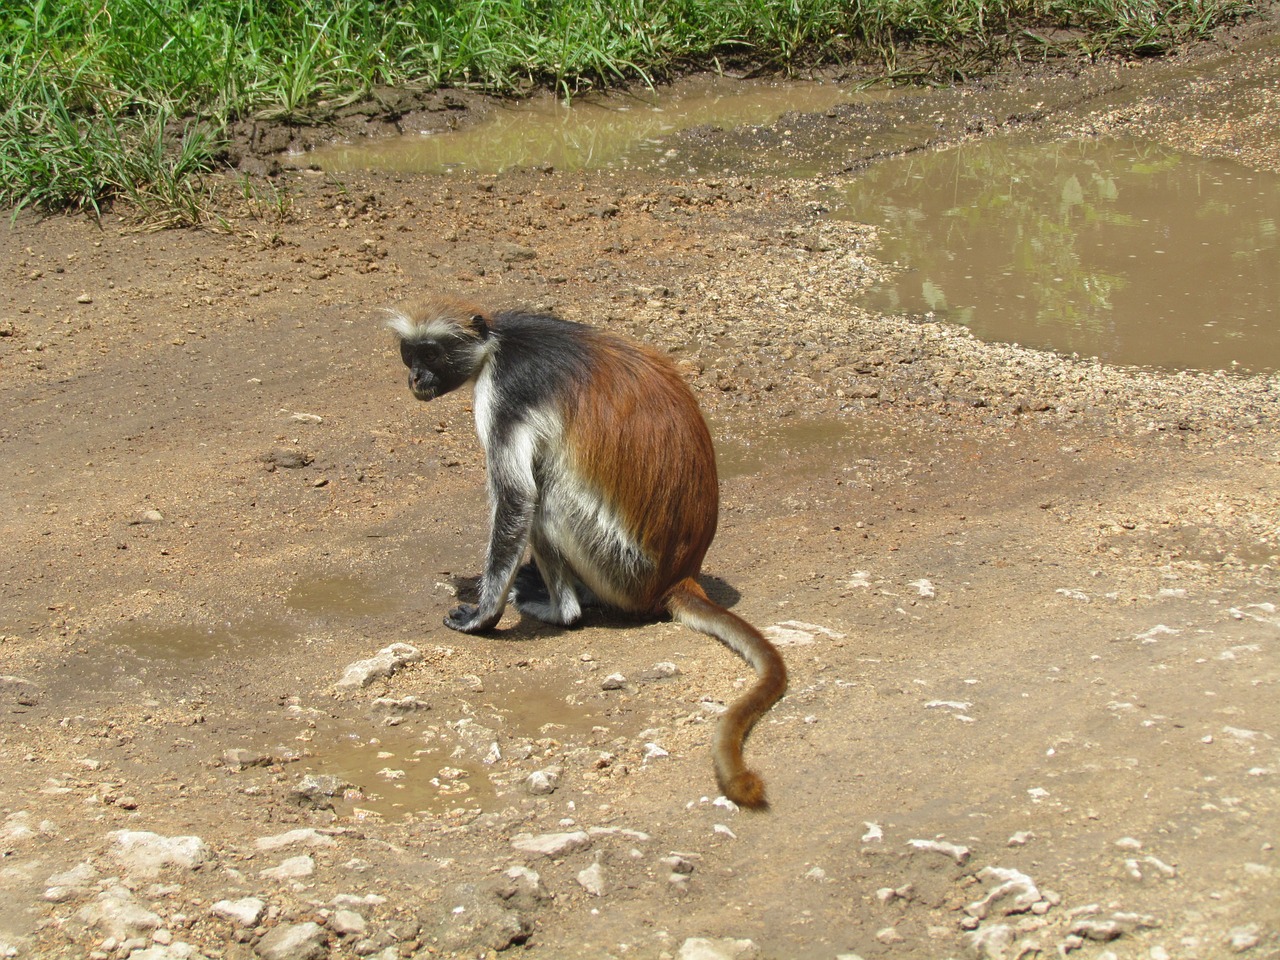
[[840, 138, 1280, 368]]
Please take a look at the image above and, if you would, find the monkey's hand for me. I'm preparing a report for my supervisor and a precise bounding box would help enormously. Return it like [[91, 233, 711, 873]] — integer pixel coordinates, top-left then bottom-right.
[[444, 604, 501, 633]]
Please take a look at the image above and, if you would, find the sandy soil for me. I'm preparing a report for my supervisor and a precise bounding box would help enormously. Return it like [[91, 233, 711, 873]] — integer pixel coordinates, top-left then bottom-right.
[[2, 19, 1279, 960]]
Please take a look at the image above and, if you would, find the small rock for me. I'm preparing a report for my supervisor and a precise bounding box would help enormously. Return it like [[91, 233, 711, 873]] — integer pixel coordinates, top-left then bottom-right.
[[0, 675, 40, 706], [371, 695, 430, 716], [291, 774, 351, 809], [876, 927, 905, 944], [907, 838, 970, 864], [261, 448, 312, 470], [108, 831, 209, 876], [260, 855, 315, 881], [577, 861, 607, 896], [964, 924, 1014, 959], [636, 661, 680, 682], [335, 643, 423, 690], [525, 766, 562, 796], [676, 937, 760, 960], [329, 909, 366, 936], [76, 294, 93, 304], [661, 855, 695, 875], [1227, 926, 1261, 952], [256, 921, 327, 960], [510, 830, 591, 858], [210, 897, 265, 927], [223, 748, 271, 770], [255, 828, 336, 851], [601, 673, 627, 690], [1070, 919, 1122, 942], [76, 888, 163, 940]]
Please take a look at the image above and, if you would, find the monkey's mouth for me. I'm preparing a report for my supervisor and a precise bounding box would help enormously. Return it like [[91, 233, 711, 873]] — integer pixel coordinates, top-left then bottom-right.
[[412, 387, 438, 401]]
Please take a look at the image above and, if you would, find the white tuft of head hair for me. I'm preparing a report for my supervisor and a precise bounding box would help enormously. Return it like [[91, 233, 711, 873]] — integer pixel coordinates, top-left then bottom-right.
[[383, 301, 486, 344]]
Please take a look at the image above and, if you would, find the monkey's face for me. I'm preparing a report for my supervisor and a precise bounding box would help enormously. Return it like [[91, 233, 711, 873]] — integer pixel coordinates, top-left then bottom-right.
[[399, 338, 476, 401]]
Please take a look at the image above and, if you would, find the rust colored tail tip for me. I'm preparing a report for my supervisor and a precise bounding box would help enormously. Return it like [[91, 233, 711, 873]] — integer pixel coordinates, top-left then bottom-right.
[[723, 771, 770, 812]]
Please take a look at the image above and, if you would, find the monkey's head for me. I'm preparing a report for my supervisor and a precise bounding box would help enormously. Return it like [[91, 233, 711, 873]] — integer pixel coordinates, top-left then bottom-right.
[[386, 301, 492, 402]]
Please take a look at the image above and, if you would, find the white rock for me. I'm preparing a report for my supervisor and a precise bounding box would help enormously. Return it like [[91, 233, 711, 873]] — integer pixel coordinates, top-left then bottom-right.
[[260, 855, 315, 881], [128, 944, 206, 960], [577, 861, 607, 896], [862, 822, 884, 842], [510, 830, 591, 858], [76, 889, 163, 940], [109, 831, 209, 876], [525, 766, 562, 796], [255, 828, 336, 851], [335, 643, 422, 690], [643, 742, 670, 760], [966, 866, 1041, 918], [676, 937, 760, 960], [330, 909, 367, 936], [907, 838, 970, 864], [964, 924, 1014, 959], [908, 578, 936, 598], [256, 921, 327, 960], [210, 897, 265, 927]]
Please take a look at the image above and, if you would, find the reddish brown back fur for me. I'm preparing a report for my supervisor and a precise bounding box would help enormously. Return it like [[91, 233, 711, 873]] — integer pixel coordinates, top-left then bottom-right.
[[566, 334, 719, 611]]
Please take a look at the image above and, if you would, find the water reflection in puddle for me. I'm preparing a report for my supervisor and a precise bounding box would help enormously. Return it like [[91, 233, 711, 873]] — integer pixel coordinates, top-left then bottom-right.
[[836, 138, 1280, 371], [292, 722, 492, 820], [715, 417, 914, 479], [308, 74, 856, 175], [108, 619, 294, 661], [285, 575, 395, 617]]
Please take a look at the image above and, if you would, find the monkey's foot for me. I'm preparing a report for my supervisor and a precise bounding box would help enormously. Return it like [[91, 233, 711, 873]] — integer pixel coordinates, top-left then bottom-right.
[[444, 604, 501, 633]]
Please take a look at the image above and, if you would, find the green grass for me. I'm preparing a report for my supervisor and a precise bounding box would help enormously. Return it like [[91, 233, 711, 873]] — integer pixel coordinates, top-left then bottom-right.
[[0, 0, 1255, 221]]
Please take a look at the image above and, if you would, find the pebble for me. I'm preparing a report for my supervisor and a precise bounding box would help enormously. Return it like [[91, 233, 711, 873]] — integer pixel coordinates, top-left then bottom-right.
[[255, 828, 336, 851], [907, 838, 970, 864], [210, 897, 265, 927], [966, 866, 1041, 918], [1227, 926, 1261, 952], [525, 766, 563, 796], [108, 831, 209, 876], [260, 855, 316, 881], [576, 861, 607, 896], [291, 774, 351, 808], [329, 909, 367, 936], [256, 921, 327, 960], [510, 830, 592, 858], [676, 937, 760, 960], [601, 673, 627, 690], [76, 888, 163, 940], [335, 643, 423, 690]]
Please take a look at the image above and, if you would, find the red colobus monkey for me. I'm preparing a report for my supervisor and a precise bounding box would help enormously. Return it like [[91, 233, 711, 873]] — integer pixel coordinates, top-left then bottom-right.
[[389, 297, 786, 810]]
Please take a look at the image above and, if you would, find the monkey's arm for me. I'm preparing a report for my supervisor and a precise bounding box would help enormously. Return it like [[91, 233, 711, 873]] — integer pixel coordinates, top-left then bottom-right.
[[444, 439, 538, 633]]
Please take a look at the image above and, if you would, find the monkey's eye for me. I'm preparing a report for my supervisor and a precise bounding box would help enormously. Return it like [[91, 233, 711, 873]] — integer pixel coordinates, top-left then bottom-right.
[[401, 341, 442, 365]]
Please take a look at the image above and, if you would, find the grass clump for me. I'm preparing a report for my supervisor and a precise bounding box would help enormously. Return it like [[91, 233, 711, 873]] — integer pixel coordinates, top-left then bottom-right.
[[0, 0, 1257, 221]]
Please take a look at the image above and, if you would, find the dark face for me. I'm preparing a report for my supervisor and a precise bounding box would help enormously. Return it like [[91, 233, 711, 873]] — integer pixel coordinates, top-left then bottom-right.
[[400, 337, 477, 401]]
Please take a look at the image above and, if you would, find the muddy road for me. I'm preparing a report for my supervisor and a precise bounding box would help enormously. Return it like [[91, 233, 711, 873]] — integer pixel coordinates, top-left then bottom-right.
[[3, 21, 1280, 960]]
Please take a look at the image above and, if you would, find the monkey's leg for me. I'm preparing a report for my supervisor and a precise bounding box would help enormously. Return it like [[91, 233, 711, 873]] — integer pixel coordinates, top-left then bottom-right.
[[445, 478, 534, 633], [512, 531, 583, 626]]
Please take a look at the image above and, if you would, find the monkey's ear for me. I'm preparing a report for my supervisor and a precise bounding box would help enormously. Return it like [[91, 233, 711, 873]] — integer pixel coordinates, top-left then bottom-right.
[[468, 313, 490, 338]]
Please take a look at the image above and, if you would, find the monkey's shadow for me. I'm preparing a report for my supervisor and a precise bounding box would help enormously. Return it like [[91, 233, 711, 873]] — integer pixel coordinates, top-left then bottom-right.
[[448, 573, 743, 639]]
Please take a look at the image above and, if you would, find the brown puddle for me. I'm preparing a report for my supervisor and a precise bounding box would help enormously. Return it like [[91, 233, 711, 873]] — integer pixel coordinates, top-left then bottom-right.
[[291, 722, 493, 820], [480, 675, 603, 739], [285, 574, 396, 617], [108, 618, 294, 662], [835, 137, 1280, 372], [715, 417, 913, 480], [307, 74, 858, 175]]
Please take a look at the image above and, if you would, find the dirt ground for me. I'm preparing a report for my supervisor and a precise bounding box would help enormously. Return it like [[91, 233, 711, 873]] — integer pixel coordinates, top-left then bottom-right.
[[3, 17, 1280, 960]]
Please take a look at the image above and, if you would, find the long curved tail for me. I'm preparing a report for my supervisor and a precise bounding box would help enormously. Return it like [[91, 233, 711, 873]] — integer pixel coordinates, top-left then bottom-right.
[[665, 578, 787, 810]]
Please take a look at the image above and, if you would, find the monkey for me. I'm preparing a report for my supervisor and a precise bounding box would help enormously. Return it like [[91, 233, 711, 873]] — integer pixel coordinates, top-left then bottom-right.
[[388, 297, 787, 810]]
